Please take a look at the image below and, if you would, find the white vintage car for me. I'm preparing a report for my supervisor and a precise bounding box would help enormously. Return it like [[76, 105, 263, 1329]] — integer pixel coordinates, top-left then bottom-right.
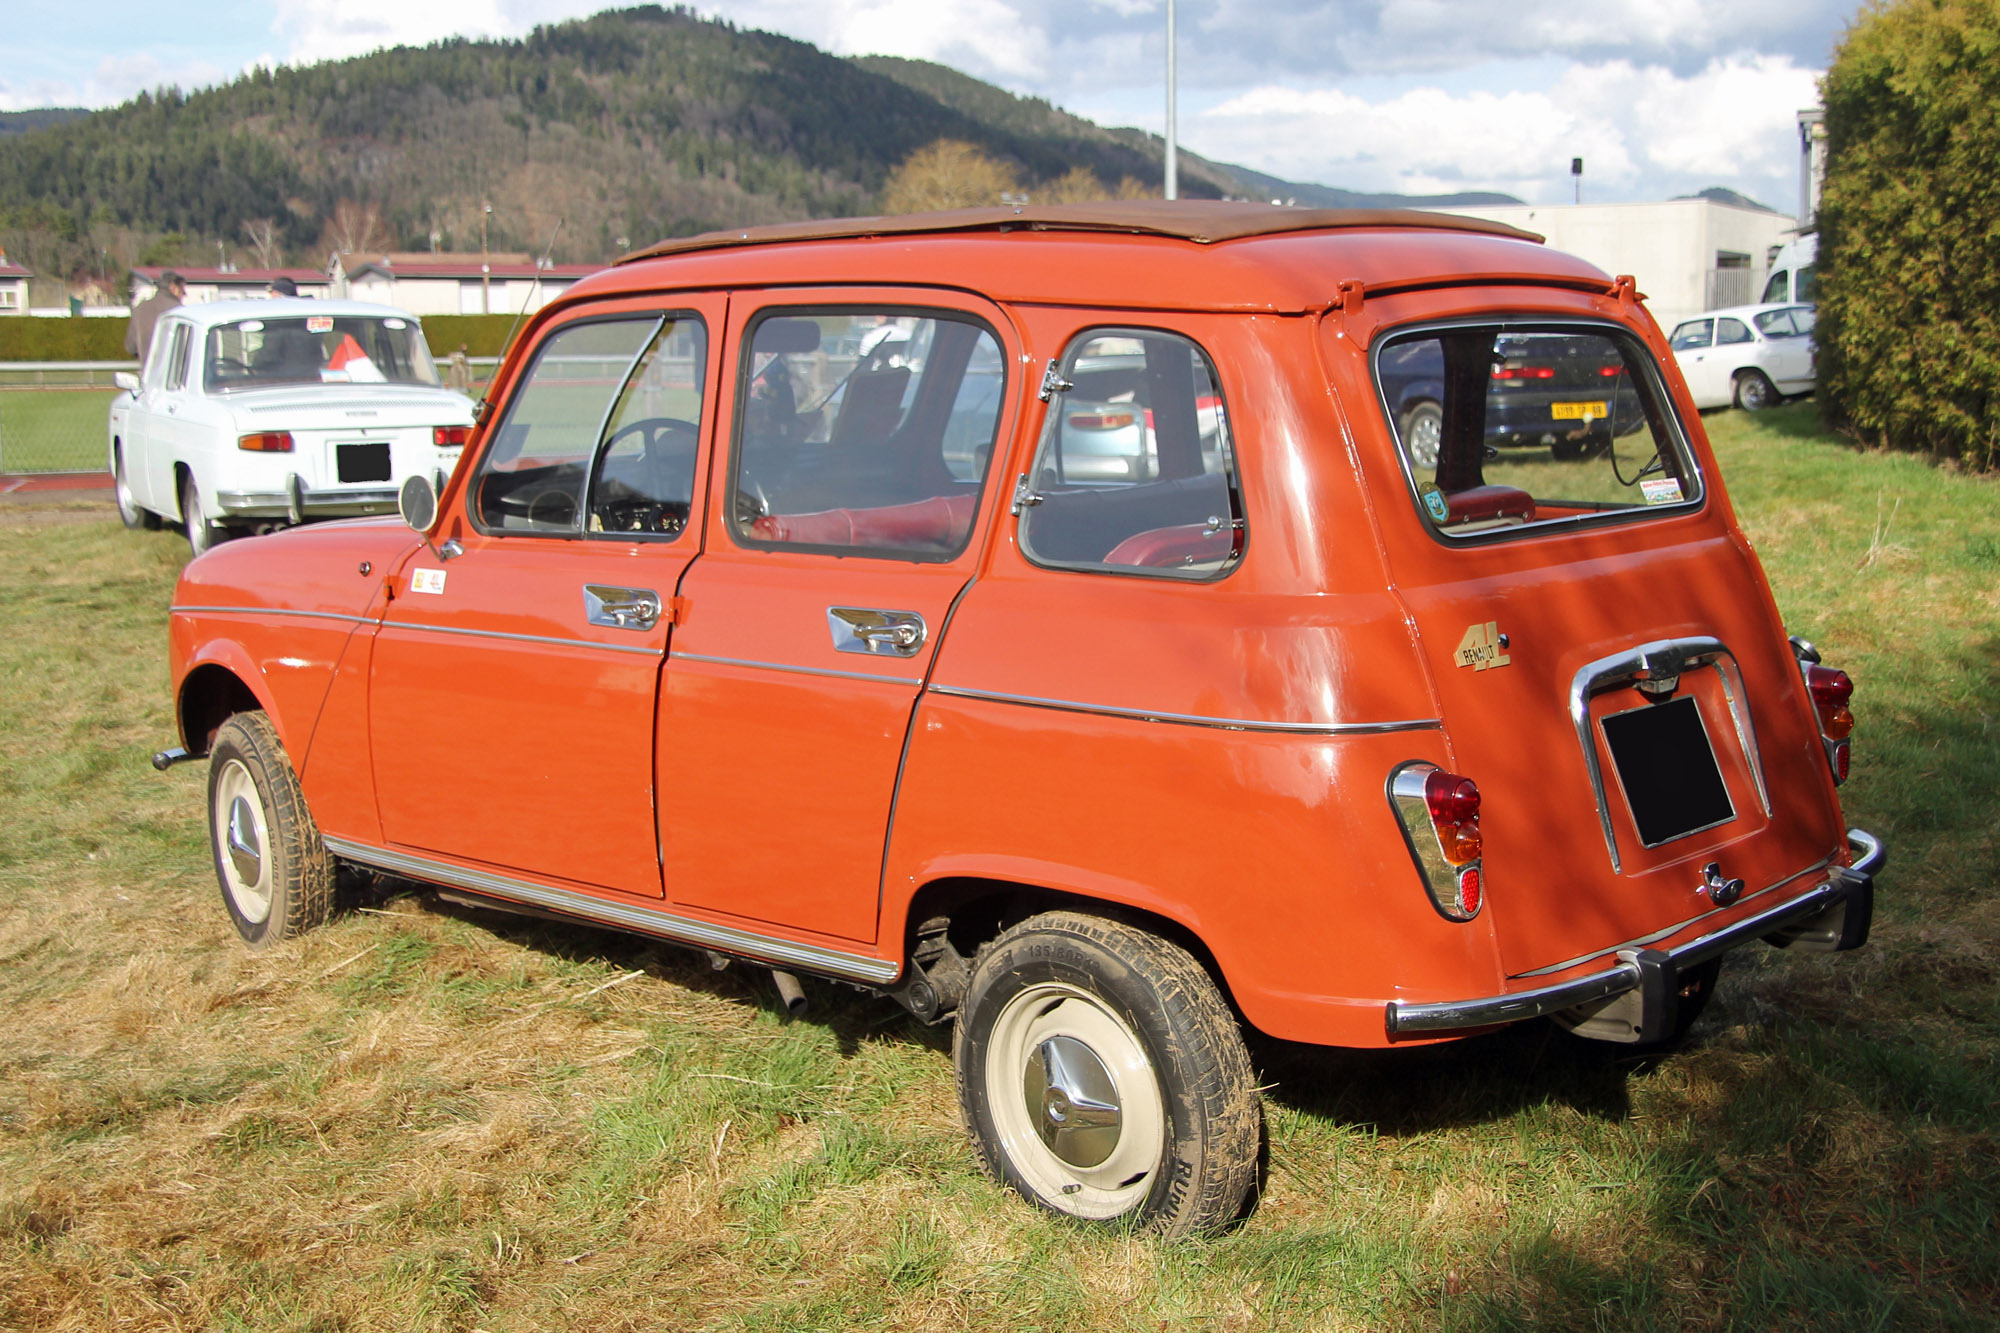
[[108, 299, 475, 551], [1667, 302, 1817, 412]]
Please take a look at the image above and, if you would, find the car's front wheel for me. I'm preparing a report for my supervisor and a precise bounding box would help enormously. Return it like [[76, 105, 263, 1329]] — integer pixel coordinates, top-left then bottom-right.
[[953, 911, 1261, 1237], [1734, 369, 1778, 411], [207, 711, 334, 951], [113, 444, 161, 530]]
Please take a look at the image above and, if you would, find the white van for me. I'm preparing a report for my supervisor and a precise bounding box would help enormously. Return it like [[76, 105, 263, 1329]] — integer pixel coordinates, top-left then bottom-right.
[[1762, 234, 1818, 305]]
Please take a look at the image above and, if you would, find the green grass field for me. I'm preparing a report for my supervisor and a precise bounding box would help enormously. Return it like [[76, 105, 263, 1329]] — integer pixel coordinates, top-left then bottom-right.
[[0, 403, 1994, 1330], [0, 389, 116, 473]]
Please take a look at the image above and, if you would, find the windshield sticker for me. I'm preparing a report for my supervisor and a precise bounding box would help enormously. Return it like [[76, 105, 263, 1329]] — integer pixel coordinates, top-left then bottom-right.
[[1641, 477, 1685, 506], [410, 569, 447, 595], [1420, 483, 1450, 524], [307, 315, 334, 334]]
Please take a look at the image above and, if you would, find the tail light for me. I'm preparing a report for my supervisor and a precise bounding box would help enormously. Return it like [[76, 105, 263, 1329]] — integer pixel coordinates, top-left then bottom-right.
[[238, 431, 293, 453], [1598, 364, 1625, 377], [1793, 641, 1855, 785], [434, 425, 471, 448], [1490, 365, 1555, 380], [1390, 763, 1484, 921]]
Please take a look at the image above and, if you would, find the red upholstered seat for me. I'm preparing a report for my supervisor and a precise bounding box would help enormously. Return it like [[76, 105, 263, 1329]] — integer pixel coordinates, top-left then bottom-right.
[[1444, 485, 1536, 526], [750, 493, 977, 549], [1102, 522, 1235, 568]]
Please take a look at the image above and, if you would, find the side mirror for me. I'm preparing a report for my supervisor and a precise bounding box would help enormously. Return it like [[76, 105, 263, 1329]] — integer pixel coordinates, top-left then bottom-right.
[[113, 371, 139, 393], [399, 473, 438, 534]]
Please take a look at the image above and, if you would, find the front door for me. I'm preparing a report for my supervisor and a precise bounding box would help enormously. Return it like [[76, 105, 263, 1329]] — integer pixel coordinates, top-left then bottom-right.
[[370, 298, 723, 898], [659, 294, 1018, 942]]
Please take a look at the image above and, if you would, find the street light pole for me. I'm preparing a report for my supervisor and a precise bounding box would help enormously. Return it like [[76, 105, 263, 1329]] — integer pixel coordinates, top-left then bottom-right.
[[480, 202, 493, 316], [1164, 0, 1178, 200]]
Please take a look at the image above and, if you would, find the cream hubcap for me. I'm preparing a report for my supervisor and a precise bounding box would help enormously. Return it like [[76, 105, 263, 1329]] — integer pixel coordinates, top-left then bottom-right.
[[212, 759, 272, 923]]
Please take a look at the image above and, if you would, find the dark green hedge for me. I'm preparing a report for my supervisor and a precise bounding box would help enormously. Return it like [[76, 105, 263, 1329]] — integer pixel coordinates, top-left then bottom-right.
[[1819, 0, 2000, 470], [0, 318, 131, 361], [418, 315, 527, 359]]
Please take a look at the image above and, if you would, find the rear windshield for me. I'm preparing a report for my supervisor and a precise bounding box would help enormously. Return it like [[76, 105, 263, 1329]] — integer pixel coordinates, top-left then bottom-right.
[[205, 315, 441, 391], [1375, 322, 1701, 539]]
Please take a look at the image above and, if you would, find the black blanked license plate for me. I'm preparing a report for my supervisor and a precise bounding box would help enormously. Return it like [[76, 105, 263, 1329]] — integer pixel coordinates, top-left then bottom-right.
[[1601, 695, 1736, 847], [336, 441, 392, 484]]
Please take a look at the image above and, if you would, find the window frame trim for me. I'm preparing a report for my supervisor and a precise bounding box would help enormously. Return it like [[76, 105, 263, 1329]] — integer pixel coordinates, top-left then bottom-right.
[[1014, 323, 1249, 585], [723, 302, 1010, 565], [1369, 314, 1709, 549]]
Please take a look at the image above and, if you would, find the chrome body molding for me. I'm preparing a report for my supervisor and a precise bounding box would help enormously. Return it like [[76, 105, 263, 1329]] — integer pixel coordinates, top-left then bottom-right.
[[382, 620, 662, 656], [1568, 636, 1770, 873], [171, 604, 374, 626], [672, 651, 919, 687], [926, 683, 1444, 736], [1386, 828, 1882, 1037], [217, 486, 400, 519], [323, 837, 902, 985]]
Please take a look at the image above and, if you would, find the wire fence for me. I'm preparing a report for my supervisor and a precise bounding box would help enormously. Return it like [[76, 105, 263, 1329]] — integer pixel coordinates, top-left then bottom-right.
[[0, 359, 500, 473]]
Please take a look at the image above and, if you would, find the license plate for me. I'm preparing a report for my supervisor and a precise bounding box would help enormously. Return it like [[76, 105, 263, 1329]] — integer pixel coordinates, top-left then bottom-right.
[[1600, 695, 1736, 848], [336, 441, 392, 484], [1550, 400, 1608, 421]]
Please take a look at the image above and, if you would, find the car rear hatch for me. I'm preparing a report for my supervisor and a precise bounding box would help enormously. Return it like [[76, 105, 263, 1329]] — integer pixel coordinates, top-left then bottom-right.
[[230, 386, 466, 492], [1350, 310, 1847, 980]]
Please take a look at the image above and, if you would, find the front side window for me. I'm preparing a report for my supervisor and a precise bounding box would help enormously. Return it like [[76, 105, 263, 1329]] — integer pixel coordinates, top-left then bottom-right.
[[1377, 323, 1701, 539], [474, 315, 706, 538], [1018, 328, 1245, 580], [1795, 264, 1818, 303], [731, 309, 1005, 559], [204, 315, 441, 391]]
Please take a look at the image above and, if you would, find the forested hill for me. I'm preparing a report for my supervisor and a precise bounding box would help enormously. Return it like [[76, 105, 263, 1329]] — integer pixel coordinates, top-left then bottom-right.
[[0, 4, 1516, 287]]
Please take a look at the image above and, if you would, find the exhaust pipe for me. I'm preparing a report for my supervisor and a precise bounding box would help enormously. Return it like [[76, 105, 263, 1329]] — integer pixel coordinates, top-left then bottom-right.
[[770, 969, 806, 1017]]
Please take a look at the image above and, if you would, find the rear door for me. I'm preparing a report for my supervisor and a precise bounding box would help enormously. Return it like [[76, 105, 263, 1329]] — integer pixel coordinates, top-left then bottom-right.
[[658, 292, 1018, 943], [1339, 309, 1844, 977]]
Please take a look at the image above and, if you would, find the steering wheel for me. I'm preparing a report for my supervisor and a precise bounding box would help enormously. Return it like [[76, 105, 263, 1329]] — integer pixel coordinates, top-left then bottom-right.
[[594, 417, 700, 534]]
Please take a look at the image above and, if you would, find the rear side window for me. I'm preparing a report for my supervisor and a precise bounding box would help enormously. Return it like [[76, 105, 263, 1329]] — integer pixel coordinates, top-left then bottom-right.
[[1669, 320, 1713, 351], [1017, 329, 1245, 580], [1377, 323, 1701, 539], [1716, 318, 1753, 345], [731, 309, 1005, 560]]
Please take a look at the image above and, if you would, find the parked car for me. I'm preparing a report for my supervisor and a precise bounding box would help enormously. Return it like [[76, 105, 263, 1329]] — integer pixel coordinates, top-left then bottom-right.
[[1379, 332, 1644, 463], [1668, 302, 1817, 411], [108, 298, 474, 552], [155, 203, 1881, 1238]]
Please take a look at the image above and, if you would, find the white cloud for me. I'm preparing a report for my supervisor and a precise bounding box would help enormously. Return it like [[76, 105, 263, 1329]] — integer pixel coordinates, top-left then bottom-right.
[[0, 53, 231, 110], [272, 0, 518, 64]]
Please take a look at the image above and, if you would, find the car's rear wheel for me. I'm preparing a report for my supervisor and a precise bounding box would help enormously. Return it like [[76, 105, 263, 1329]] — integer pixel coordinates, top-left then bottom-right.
[[1733, 369, 1778, 411], [181, 472, 222, 555], [207, 711, 334, 951], [113, 444, 161, 530], [1400, 400, 1444, 468], [953, 911, 1261, 1237]]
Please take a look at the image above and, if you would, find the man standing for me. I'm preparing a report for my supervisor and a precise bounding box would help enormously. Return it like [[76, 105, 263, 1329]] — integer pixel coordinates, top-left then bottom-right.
[[125, 270, 186, 365]]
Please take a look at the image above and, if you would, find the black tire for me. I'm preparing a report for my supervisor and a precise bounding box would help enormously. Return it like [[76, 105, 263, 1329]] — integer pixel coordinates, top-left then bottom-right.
[[206, 711, 334, 951], [1733, 369, 1778, 411], [953, 911, 1261, 1237], [1399, 400, 1444, 468], [182, 471, 221, 555], [112, 444, 161, 530], [1550, 437, 1586, 462]]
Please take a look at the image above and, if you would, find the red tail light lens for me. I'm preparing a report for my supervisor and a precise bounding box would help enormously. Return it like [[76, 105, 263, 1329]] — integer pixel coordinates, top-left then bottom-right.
[[1800, 661, 1856, 785], [1424, 772, 1481, 826], [1491, 365, 1556, 380], [1807, 665, 1853, 709], [1597, 364, 1625, 377], [433, 425, 471, 448], [238, 431, 293, 453]]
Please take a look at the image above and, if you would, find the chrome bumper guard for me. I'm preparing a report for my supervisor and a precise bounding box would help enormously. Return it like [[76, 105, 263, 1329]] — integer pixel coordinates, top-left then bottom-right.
[[1385, 828, 1884, 1041]]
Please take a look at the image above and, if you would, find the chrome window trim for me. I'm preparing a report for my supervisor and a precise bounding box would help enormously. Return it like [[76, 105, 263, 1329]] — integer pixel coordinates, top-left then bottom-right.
[[1568, 636, 1769, 872], [671, 651, 919, 688], [323, 836, 901, 984], [927, 682, 1441, 736]]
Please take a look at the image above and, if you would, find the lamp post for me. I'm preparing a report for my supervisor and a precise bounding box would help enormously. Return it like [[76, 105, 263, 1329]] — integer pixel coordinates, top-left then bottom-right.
[[1164, 0, 1178, 200], [480, 202, 493, 316]]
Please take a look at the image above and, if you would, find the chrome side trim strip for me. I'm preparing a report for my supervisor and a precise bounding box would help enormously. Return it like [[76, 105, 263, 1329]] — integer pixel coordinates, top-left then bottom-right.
[[1387, 876, 1848, 1037], [323, 837, 901, 985], [1511, 849, 1837, 978], [926, 683, 1443, 736], [382, 620, 661, 657], [672, 651, 918, 687], [170, 604, 373, 626]]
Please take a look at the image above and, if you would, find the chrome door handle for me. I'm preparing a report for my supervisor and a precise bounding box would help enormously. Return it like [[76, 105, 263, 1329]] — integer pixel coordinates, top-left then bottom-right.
[[827, 607, 927, 658], [583, 584, 661, 631]]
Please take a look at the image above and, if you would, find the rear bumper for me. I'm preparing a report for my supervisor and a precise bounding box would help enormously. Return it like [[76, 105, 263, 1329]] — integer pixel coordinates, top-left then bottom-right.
[[216, 480, 400, 521], [1385, 827, 1884, 1040]]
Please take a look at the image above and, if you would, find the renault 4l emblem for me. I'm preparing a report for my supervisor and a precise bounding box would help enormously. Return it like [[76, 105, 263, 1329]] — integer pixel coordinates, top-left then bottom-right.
[[1454, 621, 1511, 671]]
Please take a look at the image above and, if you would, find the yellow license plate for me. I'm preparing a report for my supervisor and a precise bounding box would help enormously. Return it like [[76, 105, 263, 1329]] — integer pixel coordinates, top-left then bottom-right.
[[1551, 401, 1608, 421]]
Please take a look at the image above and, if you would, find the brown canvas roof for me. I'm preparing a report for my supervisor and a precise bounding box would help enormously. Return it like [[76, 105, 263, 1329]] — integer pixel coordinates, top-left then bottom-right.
[[619, 199, 1543, 265]]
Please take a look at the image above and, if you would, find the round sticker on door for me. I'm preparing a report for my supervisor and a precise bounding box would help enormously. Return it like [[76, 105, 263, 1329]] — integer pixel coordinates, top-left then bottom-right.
[[1420, 483, 1450, 523]]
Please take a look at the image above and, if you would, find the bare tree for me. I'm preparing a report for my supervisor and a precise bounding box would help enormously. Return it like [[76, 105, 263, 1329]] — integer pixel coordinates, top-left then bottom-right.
[[881, 141, 1019, 214], [1035, 166, 1112, 205], [241, 217, 281, 269], [320, 199, 387, 258]]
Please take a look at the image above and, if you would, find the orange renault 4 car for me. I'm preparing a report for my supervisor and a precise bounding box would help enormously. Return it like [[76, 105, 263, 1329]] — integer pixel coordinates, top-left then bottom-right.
[[158, 202, 1882, 1237]]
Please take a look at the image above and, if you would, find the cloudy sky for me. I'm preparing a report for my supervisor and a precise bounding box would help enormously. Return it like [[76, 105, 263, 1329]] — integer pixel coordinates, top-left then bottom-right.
[[5, 0, 1858, 209]]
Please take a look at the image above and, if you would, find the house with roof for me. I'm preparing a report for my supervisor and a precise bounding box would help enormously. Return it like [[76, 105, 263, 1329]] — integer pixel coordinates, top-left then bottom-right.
[[328, 252, 601, 316], [0, 251, 31, 315], [131, 266, 333, 305]]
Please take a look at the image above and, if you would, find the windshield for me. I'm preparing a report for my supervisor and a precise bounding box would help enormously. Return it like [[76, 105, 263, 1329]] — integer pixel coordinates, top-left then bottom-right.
[[204, 315, 442, 391], [1374, 322, 1702, 538]]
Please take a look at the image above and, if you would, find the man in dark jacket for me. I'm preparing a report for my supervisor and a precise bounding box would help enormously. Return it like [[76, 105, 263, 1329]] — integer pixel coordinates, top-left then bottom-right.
[[125, 271, 186, 366]]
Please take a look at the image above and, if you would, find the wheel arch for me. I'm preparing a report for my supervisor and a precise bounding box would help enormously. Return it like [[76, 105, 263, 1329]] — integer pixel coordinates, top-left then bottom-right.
[[177, 652, 278, 757]]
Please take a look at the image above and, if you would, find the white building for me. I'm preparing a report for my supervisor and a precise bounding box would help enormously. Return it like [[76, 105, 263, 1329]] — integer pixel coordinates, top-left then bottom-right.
[[0, 253, 30, 315], [1429, 198, 1802, 333], [328, 252, 600, 316], [131, 266, 333, 305]]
